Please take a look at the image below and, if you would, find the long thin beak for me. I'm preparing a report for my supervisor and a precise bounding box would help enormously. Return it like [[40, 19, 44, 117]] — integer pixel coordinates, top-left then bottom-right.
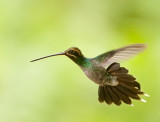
[[30, 52, 65, 62]]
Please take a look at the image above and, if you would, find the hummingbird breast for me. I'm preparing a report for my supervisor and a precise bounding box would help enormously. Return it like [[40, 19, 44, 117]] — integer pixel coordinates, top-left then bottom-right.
[[81, 60, 106, 85]]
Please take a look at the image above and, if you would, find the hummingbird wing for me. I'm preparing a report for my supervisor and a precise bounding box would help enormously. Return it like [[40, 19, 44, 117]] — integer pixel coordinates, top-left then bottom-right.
[[94, 44, 146, 67]]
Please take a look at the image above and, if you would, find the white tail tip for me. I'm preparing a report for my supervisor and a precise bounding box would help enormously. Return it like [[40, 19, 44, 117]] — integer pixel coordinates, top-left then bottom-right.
[[130, 104, 134, 106], [141, 99, 147, 103], [144, 93, 150, 97]]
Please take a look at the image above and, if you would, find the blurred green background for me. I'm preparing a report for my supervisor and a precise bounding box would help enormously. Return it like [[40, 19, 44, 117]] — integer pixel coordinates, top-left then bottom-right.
[[0, 0, 160, 122]]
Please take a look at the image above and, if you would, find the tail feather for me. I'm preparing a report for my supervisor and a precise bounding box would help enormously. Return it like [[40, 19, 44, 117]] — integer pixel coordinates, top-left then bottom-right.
[[119, 80, 140, 89], [112, 87, 132, 104], [112, 67, 129, 74], [116, 85, 141, 100], [107, 63, 120, 72], [98, 86, 105, 102], [119, 82, 143, 94], [98, 62, 148, 106], [103, 86, 112, 104], [117, 74, 136, 82], [107, 86, 121, 105]]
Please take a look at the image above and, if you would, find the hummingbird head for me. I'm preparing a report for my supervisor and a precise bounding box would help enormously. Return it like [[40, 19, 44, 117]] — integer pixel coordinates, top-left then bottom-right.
[[31, 47, 85, 64], [64, 47, 83, 59], [63, 47, 86, 66]]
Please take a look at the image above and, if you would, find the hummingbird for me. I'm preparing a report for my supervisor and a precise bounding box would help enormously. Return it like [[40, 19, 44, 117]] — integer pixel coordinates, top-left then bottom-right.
[[31, 44, 149, 106]]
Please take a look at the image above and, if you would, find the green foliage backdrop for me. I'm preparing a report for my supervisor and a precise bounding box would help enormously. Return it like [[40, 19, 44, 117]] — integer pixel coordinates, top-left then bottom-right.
[[0, 0, 160, 122]]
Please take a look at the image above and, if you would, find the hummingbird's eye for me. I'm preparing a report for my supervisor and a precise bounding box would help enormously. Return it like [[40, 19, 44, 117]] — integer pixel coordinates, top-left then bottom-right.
[[68, 50, 74, 54]]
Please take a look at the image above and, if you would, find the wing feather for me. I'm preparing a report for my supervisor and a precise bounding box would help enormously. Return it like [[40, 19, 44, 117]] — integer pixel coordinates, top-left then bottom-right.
[[94, 44, 146, 67]]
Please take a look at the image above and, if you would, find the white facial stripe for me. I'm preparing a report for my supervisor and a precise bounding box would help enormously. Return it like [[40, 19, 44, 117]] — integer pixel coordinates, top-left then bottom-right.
[[67, 51, 77, 58], [68, 54, 77, 58], [67, 49, 81, 58]]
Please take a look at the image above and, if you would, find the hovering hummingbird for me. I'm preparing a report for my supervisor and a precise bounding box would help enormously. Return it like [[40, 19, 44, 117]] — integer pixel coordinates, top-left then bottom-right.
[[31, 44, 149, 106]]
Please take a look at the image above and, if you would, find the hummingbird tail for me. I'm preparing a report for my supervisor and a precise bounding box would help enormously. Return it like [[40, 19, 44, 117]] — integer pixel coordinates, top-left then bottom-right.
[[98, 62, 148, 106]]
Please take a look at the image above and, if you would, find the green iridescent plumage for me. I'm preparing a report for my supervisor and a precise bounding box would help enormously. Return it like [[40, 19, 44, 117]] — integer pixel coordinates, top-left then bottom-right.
[[31, 44, 149, 106]]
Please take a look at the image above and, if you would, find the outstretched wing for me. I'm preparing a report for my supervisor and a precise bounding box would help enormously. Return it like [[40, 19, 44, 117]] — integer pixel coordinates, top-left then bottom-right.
[[94, 44, 146, 67]]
